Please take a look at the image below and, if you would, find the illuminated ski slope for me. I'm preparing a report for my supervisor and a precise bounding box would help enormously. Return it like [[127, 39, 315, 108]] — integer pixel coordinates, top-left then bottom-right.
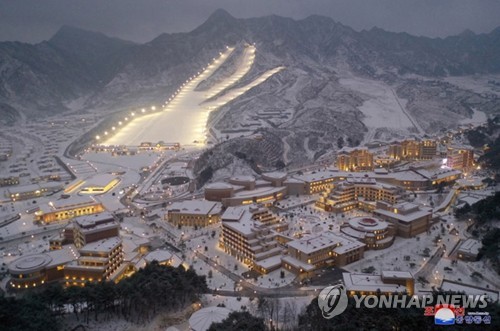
[[104, 45, 283, 147]]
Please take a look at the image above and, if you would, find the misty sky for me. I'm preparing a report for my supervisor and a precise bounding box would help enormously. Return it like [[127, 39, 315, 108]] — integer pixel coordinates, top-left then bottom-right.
[[1, 0, 500, 43]]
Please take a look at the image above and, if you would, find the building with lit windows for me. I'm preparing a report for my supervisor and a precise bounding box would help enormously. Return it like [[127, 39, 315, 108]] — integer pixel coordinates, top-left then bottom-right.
[[6, 182, 64, 201], [8, 246, 79, 290], [340, 217, 395, 250], [50, 212, 119, 249], [446, 145, 474, 172], [34, 196, 105, 223], [64, 237, 125, 286], [282, 231, 365, 275], [373, 201, 432, 237], [457, 238, 481, 262], [204, 174, 287, 207], [166, 200, 222, 227], [388, 139, 437, 161], [79, 174, 120, 195], [219, 205, 287, 273], [317, 176, 403, 213], [336, 147, 374, 172], [343, 270, 415, 296], [0, 176, 19, 187]]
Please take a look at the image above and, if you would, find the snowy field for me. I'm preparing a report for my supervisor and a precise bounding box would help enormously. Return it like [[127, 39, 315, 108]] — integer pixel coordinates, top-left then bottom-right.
[[339, 74, 422, 142]]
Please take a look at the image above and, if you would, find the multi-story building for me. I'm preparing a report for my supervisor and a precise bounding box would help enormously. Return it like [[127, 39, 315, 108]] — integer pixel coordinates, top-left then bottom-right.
[[166, 200, 222, 227], [337, 148, 374, 172], [219, 205, 286, 273], [35, 196, 105, 223], [446, 146, 474, 172], [317, 176, 403, 213], [50, 212, 119, 249], [282, 231, 365, 275], [389, 140, 437, 161], [64, 237, 125, 286], [373, 201, 432, 237]]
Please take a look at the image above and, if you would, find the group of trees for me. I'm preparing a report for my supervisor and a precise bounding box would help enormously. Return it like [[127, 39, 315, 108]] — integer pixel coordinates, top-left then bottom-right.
[[0, 262, 207, 331], [455, 192, 500, 224], [298, 293, 500, 330]]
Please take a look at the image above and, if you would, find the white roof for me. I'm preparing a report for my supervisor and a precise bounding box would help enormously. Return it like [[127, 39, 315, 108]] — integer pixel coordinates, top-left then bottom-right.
[[80, 237, 121, 254], [189, 307, 231, 331], [82, 174, 118, 187], [287, 231, 364, 255], [168, 200, 222, 216], [381, 270, 413, 279], [343, 272, 407, 293], [144, 249, 173, 263], [458, 239, 481, 255], [221, 206, 246, 221]]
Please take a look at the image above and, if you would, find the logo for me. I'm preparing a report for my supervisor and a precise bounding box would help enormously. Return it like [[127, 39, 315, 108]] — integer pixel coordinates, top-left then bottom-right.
[[424, 304, 465, 325], [317, 284, 348, 319]]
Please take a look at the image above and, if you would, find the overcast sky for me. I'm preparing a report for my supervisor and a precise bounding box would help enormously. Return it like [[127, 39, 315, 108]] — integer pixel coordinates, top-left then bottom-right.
[[1, 0, 500, 43]]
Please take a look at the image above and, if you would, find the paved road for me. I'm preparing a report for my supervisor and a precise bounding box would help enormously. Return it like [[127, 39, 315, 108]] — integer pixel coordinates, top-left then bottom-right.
[[195, 251, 320, 298], [415, 246, 444, 279]]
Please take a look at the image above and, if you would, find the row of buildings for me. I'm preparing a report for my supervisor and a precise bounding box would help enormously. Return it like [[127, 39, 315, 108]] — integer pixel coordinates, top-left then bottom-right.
[[336, 140, 474, 172], [8, 212, 181, 290]]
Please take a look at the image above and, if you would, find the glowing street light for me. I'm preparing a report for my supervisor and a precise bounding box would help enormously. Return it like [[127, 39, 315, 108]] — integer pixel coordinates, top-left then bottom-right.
[[141, 108, 146, 113], [95, 135, 100, 140], [151, 106, 156, 110]]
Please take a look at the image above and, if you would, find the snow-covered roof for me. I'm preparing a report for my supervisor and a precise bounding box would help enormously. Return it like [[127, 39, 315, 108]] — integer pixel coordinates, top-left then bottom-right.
[[189, 307, 231, 331], [458, 239, 481, 255], [79, 237, 121, 254], [343, 272, 408, 293], [167, 200, 222, 216]]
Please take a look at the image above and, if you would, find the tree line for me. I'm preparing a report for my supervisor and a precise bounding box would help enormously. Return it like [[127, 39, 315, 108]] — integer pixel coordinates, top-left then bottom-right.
[[0, 262, 207, 331]]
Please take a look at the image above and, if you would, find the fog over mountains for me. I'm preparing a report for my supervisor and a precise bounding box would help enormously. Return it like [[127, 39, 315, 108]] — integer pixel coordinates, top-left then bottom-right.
[[1, 9, 500, 163]]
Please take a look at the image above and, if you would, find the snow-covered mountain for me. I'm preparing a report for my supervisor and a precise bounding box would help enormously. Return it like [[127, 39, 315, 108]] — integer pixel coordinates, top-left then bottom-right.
[[1, 9, 500, 165]]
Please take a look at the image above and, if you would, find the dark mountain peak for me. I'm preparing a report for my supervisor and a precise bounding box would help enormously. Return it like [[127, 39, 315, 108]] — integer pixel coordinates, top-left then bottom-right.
[[191, 8, 240, 35], [50, 25, 133, 45], [458, 29, 476, 38]]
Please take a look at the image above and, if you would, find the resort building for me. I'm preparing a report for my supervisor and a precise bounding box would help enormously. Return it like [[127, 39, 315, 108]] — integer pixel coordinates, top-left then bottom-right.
[[64, 237, 125, 286], [166, 200, 222, 227], [343, 271, 415, 296], [35, 196, 105, 223], [446, 146, 474, 172], [388, 140, 437, 161], [50, 212, 119, 249], [336, 147, 374, 172], [8, 245, 79, 290], [219, 205, 286, 273], [317, 176, 403, 213], [204, 174, 287, 207], [373, 201, 432, 237], [282, 231, 365, 275], [340, 217, 395, 250]]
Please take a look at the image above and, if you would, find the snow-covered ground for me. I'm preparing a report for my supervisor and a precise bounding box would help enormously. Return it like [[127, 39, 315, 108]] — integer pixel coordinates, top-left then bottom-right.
[[339, 75, 421, 140]]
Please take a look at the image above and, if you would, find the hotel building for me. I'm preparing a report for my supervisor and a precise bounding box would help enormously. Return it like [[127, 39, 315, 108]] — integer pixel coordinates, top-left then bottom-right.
[[446, 146, 474, 172], [389, 139, 437, 161], [219, 205, 287, 273], [166, 200, 222, 227], [336, 148, 374, 172], [317, 176, 403, 213]]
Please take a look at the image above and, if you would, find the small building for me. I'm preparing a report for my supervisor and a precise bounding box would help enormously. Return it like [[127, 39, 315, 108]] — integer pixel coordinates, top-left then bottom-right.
[[343, 270, 415, 296], [79, 174, 120, 195], [0, 176, 19, 187], [166, 200, 222, 227], [6, 182, 63, 201], [457, 239, 482, 262]]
